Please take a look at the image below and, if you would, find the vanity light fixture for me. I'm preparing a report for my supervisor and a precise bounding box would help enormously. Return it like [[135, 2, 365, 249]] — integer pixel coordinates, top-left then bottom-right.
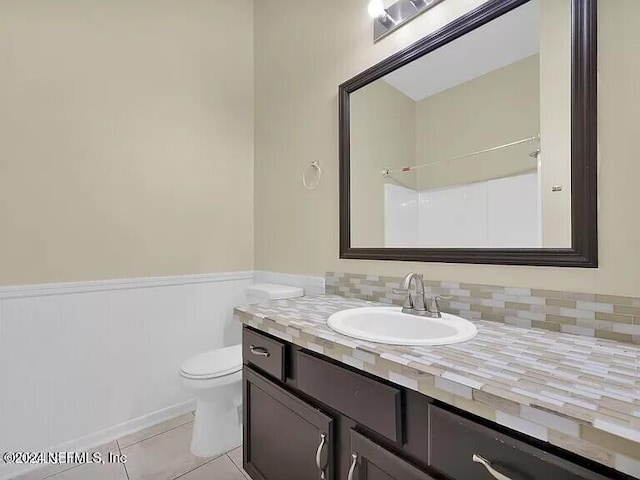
[[409, 0, 428, 8], [367, 0, 386, 17], [367, 0, 397, 28], [368, 0, 444, 42]]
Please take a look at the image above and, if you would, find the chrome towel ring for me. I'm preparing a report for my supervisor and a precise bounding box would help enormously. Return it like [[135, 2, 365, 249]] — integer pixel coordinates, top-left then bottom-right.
[[303, 161, 322, 190]]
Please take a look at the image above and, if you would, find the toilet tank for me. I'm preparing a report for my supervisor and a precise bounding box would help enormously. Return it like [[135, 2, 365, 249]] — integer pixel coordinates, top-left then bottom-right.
[[245, 283, 304, 304]]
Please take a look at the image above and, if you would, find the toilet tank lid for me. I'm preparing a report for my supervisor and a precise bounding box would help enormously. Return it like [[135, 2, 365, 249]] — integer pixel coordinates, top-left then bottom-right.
[[245, 283, 304, 300]]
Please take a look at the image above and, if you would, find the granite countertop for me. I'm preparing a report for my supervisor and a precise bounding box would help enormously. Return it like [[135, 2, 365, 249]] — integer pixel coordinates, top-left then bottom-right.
[[234, 294, 640, 477]]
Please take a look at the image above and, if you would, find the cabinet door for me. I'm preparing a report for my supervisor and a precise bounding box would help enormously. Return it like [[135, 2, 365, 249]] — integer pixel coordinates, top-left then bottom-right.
[[243, 367, 334, 480], [347, 430, 436, 480]]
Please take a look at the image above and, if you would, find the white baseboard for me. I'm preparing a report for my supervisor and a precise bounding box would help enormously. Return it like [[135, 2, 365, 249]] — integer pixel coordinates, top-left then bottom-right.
[[0, 269, 322, 480], [0, 271, 253, 472], [0, 400, 196, 480]]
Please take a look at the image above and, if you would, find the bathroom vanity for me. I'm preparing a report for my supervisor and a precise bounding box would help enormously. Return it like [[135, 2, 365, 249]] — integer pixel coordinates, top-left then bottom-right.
[[235, 296, 640, 480]]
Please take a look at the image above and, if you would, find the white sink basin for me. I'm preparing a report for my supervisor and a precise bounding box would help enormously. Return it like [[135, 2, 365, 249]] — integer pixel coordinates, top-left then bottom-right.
[[327, 307, 477, 346]]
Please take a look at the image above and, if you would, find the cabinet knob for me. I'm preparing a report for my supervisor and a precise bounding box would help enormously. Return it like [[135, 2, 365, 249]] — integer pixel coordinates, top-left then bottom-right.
[[249, 345, 270, 357], [316, 433, 327, 479], [473, 454, 513, 480], [347, 453, 358, 480]]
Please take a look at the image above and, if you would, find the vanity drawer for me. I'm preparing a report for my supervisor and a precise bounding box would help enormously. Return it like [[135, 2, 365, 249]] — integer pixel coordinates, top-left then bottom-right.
[[296, 350, 402, 444], [242, 328, 286, 382], [429, 405, 609, 480]]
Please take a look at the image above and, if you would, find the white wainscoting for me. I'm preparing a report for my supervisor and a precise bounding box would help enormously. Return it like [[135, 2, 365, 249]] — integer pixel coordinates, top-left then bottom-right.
[[0, 270, 325, 479], [0, 271, 253, 479]]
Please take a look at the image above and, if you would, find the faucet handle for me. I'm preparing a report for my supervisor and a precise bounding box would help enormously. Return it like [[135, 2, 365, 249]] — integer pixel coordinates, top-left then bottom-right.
[[392, 288, 414, 309], [392, 288, 407, 294], [432, 294, 452, 300], [426, 295, 451, 317]]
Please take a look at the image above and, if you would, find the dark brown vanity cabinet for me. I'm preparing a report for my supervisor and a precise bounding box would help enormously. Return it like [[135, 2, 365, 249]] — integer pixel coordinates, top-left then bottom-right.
[[243, 367, 334, 480], [428, 406, 610, 480], [347, 430, 436, 480], [242, 327, 287, 381], [296, 350, 403, 444], [242, 364, 433, 480], [242, 327, 626, 480]]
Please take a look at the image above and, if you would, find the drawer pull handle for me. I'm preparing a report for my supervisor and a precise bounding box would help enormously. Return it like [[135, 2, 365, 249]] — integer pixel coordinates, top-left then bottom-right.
[[347, 453, 358, 480], [473, 454, 512, 480], [249, 345, 270, 357], [316, 433, 327, 479]]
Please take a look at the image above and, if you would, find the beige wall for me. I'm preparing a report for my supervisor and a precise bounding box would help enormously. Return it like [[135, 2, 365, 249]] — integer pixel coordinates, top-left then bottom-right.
[[254, 0, 640, 297], [415, 55, 539, 190], [350, 56, 541, 247], [0, 0, 254, 286], [350, 81, 416, 247]]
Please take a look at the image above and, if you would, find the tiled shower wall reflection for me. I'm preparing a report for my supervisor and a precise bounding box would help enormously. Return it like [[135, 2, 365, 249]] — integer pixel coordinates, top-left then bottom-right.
[[325, 272, 640, 345]]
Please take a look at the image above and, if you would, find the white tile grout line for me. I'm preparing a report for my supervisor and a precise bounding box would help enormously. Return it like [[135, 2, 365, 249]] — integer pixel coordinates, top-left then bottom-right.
[[34, 464, 78, 480], [31, 442, 126, 480], [171, 453, 228, 480], [119, 418, 194, 451], [116, 440, 130, 480], [227, 449, 251, 480], [225, 456, 248, 480], [22, 418, 195, 480], [16, 418, 246, 480]]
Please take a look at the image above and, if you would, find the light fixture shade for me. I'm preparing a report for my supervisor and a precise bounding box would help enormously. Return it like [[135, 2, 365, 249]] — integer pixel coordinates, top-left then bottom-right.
[[370, 0, 444, 42], [367, 0, 386, 18]]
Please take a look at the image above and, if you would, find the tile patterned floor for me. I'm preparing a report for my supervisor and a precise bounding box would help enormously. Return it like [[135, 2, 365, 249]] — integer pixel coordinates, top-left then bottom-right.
[[14, 414, 250, 480]]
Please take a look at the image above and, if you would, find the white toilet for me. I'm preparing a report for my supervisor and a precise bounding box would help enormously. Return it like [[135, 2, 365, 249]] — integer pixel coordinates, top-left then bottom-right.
[[180, 283, 304, 457]]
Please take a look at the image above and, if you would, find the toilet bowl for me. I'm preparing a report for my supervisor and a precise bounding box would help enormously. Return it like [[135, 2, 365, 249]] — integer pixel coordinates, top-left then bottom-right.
[[180, 345, 242, 457], [180, 283, 304, 457]]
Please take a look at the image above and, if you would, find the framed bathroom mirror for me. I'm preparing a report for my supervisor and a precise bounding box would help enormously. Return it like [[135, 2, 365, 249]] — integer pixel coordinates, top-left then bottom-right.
[[339, 0, 597, 267]]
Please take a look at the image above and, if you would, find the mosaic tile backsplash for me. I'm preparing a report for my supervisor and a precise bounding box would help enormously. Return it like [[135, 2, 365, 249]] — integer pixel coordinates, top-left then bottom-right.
[[326, 272, 640, 345]]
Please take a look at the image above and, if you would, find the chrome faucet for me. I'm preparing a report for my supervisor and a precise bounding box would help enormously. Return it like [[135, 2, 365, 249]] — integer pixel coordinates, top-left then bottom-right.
[[394, 273, 449, 318]]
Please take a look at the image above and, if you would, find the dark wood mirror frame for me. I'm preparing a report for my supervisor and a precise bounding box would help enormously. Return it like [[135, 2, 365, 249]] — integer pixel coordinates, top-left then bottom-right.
[[339, 0, 597, 267]]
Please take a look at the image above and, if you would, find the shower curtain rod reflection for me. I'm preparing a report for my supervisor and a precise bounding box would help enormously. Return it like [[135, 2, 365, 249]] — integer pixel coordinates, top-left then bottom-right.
[[381, 134, 540, 177]]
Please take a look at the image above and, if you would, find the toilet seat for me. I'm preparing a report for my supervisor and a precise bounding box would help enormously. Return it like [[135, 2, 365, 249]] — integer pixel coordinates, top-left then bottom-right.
[[180, 282, 302, 458], [180, 344, 242, 380]]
